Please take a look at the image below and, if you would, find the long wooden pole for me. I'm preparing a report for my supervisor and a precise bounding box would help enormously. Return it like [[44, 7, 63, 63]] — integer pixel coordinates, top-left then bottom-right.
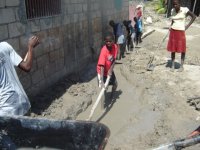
[[87, 76, 111, 121], [193, 0, 197, 13]]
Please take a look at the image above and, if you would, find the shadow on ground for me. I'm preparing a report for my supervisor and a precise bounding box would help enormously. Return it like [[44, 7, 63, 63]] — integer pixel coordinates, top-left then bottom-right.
[[30, 62, 97, 115], [96, 90, 122, 122]]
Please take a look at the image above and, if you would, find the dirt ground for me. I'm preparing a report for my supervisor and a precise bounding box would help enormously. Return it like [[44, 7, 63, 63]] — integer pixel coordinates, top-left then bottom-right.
[[30, 2, 200, 150]]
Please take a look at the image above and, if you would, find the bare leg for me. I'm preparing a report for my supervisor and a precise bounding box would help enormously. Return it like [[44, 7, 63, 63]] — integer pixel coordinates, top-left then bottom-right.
[[171, 52, 175, 72], [178, 52, 185, 72]]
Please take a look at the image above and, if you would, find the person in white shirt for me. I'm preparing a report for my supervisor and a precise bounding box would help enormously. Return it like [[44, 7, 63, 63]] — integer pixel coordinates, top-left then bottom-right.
[[167, 0, 196, 72], [0, 36, 39, 116]]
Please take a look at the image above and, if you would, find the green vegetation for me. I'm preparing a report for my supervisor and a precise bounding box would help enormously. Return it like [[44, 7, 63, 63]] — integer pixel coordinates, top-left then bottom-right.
[[154, 0, 167, 14]]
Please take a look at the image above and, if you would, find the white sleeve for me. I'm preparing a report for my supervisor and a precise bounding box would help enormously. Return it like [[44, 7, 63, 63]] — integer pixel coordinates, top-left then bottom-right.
[[6, 43, 23, 66], [184, 7, 189, 14]]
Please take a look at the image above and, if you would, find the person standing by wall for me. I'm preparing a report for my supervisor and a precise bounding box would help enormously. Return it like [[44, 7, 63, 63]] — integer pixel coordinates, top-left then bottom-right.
[[0, 36, 40, 116], [123, 20, 135, 52], [134, 17, 142, 46], [109, 20, 125, 60], [167, 0, 196, 72]]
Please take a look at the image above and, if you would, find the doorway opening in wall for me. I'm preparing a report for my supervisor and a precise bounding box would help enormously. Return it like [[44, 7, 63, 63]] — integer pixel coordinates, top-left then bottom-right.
[[25, 0, 61, 20]]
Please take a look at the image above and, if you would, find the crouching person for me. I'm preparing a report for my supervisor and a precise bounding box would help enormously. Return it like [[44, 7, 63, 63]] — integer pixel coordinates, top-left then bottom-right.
[[0, 36, 39, 116]]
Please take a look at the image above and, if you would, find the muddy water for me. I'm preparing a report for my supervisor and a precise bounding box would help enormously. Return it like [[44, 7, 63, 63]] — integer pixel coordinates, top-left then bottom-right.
[[77, 64, 162, 149]]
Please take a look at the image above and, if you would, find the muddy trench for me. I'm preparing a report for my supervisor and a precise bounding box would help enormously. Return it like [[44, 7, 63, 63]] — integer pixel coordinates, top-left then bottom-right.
[[1, 3, 200, 150], [26, 6, 200, 150]]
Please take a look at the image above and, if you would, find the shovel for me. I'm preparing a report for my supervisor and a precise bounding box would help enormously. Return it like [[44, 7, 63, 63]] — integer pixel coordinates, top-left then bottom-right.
[[146, 30, 169, 71], [87, 75, 111, 121], [153, 135, 200, 150]]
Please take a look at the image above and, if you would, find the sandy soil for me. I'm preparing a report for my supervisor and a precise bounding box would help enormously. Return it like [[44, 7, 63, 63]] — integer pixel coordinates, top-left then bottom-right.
[[30, 2, 200, 150]]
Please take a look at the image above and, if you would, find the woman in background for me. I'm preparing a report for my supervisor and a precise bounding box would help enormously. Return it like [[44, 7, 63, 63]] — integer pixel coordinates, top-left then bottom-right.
[[167, 0, 196, 72]]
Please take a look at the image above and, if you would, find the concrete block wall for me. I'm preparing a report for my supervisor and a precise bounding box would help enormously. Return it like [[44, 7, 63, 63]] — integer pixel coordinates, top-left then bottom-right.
[[0, 0, 129, 97]]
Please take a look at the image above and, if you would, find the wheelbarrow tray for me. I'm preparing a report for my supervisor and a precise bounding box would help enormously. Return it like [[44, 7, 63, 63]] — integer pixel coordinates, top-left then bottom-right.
[[0, 116, 110, 150]]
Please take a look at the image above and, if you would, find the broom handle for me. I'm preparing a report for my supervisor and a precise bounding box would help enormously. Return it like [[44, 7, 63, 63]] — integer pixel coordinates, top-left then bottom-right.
[[87, 76, 111, 121]]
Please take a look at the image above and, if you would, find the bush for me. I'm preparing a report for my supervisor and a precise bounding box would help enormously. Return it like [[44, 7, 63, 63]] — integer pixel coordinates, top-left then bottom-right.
[[157, 7, 166, 14]]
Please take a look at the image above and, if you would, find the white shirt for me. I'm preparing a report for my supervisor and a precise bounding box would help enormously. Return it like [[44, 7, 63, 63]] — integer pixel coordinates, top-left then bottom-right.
[[0, 42, 30, 116], [171, 7, 189, 31]]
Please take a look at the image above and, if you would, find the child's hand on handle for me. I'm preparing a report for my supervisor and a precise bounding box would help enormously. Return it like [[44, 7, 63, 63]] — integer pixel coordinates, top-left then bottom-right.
[[98, 79, 105, 89]]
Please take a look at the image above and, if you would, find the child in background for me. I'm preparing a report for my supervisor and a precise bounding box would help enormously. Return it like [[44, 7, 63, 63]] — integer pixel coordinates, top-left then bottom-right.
[[123, 20, 135, 52], [109, 20, 125, 60], [134, 17, 142, 46]]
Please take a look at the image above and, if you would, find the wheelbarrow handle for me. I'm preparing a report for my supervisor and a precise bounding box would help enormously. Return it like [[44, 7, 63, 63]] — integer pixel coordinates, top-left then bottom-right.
[[174, 135, 200, 149]]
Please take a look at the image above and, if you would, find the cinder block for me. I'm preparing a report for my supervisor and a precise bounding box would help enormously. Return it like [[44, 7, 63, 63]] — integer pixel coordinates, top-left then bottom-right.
[[48, 27, 63, 51], [82, 4, 87, 12], [59, 48, 65, 58], [56, 58, 65, 72], [6, 0, 19, 7], [40, 18, 53, 30], [31, 69, 45, 84], [8, 22, 26, 38], [20, 74, 32, 90], [43, 62, 57, 77], [6, 37, 20, 51], [37, 54, 50, 69], [0, 25, 8, 41], [30, 19, 41, 32], [49, 50, 60, 62], [68, 4, 75, 14], [0, 8, 16, 24], [52, 16, 62, 28], [35, 30, 49, 54], [63, 15, 70, 25], [0, 0, 5, 8], [30, 60, 38, 73], [19, 35, 32, 54]]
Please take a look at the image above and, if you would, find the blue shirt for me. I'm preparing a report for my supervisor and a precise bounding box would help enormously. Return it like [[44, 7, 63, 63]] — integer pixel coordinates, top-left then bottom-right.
[[113, 23, 124, 37]]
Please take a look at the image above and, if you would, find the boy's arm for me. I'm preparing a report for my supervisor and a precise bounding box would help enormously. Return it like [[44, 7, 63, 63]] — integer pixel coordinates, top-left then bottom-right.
[[18, 36, 39, 72], [100, 65, 104, 80], [188, 126, 200, 137]]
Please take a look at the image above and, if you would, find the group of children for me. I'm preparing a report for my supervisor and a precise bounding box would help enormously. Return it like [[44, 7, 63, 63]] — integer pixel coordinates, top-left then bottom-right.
[[96, 5, 144, 106], [97, 0, 199, 140], [123, 16, 143, 50], [108, 5, 143, 61]]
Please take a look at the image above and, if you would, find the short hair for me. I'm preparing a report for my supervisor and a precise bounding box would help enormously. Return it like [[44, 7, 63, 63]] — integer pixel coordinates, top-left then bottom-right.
[[123, 20, 128, 26], [109, 20, 115, 26], [104, 32, 114, 41]]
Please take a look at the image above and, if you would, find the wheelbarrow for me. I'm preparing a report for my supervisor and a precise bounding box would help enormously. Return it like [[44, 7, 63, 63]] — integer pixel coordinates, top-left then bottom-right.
[[0, 115, 110, 150]]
